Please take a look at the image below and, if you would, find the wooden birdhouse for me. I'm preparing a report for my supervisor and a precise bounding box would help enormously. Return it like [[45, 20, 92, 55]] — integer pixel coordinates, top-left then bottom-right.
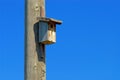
[[39, 17, 62, 45]]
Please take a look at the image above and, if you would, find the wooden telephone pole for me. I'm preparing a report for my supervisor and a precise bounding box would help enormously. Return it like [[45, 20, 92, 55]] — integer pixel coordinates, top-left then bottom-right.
[[25, 0, 46, 80], [25, 0, 62, 80]]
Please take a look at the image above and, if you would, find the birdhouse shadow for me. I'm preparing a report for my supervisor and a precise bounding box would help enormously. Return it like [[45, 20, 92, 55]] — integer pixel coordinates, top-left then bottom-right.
[[33, 22, 45, 63]]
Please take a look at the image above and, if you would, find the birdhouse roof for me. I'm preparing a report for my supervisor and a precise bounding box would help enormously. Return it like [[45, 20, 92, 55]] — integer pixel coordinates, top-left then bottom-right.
[[38, 17, 62, 25]]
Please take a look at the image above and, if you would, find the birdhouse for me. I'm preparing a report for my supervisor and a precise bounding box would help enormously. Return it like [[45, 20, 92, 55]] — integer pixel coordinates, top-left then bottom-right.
[[38, 17, 62, 45]]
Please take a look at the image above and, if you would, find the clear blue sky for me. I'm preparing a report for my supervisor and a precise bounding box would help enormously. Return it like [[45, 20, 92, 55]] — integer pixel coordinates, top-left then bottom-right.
[[0, 0, 120, 80]]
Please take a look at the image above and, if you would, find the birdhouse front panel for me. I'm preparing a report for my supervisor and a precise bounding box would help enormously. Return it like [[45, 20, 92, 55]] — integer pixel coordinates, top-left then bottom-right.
[[39, 21, 56, 45], [48, 23, 56, 43]]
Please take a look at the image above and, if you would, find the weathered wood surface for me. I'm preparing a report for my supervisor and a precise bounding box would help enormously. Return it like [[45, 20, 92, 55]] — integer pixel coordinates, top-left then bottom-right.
[[25, 0, 46, 80], [39, 22, 56, 44]]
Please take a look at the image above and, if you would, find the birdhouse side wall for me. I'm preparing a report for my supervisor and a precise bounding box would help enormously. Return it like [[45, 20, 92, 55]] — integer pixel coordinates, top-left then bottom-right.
[[39, 22, 48, 43]]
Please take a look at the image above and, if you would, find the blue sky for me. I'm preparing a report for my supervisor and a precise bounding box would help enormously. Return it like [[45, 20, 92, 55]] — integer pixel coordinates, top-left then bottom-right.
[[0, 0, 120, 80]]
